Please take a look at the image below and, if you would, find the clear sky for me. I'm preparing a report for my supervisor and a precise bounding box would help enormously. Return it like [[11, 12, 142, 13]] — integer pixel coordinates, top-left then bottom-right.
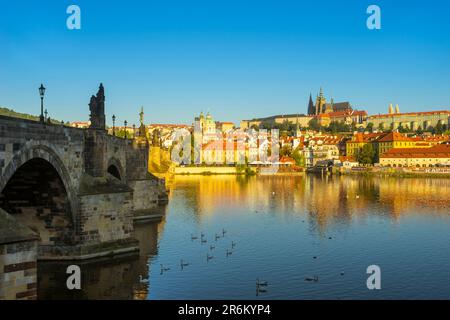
[[1, 0, 449, 125]]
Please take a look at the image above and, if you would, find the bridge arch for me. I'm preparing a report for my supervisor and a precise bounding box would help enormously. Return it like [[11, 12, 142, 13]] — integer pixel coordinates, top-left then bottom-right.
[[0, 144, 77, 245], [107, 157, 125, 181]]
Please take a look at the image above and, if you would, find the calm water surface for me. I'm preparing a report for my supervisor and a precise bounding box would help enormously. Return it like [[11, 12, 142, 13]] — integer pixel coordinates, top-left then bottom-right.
[[38, 175, 450, 299]]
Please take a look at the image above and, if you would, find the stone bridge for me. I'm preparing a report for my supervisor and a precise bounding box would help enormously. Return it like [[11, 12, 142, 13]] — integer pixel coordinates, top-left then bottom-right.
[[0, 84, 168, 262]]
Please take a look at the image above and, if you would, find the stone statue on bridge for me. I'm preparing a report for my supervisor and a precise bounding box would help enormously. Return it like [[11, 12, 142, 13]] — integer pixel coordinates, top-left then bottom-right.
[[89, 83, 106, 130]]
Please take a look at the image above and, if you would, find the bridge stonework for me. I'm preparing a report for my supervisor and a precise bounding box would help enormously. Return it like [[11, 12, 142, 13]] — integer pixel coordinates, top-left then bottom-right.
[[0, 88, 167, 263]]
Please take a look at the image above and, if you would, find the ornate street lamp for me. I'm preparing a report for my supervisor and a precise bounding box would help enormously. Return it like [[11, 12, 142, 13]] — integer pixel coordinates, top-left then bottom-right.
[[39, 84, 46, 123], [132, 124, 136, 138], [44, 109, 48, 121], [124, 120, 128, 139], [112, 114, 116, 136]]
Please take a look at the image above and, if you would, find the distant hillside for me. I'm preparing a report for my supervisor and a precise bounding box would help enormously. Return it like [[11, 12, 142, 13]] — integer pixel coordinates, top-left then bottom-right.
[[0, 107, 62, 124], [0, 107, 40, 121]]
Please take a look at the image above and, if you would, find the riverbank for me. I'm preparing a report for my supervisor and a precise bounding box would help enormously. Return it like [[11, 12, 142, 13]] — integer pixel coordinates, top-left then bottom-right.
[[336, 167, 450, 178], [173, 166, 305, 175]]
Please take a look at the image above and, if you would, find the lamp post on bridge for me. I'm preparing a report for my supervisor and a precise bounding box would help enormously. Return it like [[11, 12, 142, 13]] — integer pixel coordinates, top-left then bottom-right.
[[132, 124, 136, 138], [124, 120, 128, 139], [112, 114, 116, 136], [39, 84, 46, 123]]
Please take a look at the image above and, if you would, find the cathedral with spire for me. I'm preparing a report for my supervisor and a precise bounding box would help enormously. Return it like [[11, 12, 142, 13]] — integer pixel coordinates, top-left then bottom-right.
[[307, 87, 353, 116]]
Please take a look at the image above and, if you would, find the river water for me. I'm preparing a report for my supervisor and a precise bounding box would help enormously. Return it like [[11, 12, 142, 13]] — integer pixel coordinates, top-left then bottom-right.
[[38, 175, 450, 299]]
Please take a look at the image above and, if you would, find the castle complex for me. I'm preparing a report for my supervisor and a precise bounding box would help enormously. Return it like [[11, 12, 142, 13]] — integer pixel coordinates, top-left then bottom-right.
[[307, 87, 353, 116]]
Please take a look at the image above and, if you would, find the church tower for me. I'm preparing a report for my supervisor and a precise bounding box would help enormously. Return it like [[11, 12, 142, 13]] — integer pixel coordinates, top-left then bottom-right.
[[389, 104, 394, 114], [325, 98, 334, 113], [307, 93, 315, 115], [315, 87, 326, 115]]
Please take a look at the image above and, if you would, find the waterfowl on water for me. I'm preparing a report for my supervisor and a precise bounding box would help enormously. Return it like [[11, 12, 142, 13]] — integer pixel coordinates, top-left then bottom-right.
[[305, 276, 319, 282], [160, 264, 170, 272], [180, 259, 190, 268], [257, 278, 268, 287]]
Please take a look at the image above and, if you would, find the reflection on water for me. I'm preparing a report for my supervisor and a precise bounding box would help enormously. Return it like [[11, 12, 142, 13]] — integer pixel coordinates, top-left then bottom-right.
[[37, 222, 163, 300], [38, 176, 450, 299]]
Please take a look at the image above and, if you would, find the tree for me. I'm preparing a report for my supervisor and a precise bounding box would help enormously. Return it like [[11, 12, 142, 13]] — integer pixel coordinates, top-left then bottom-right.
[[327, 121, 351, 133], [366, 122, 374, 133], [416, 126, 423, 135], [260, 120, 275, 130], [356, 144, 375, 165], [308, 118, 321, 131], [397, 124, 409, 133], [291, 148, 305, 167], [280, 144, 293, 157], [433, 122, 444, 135]]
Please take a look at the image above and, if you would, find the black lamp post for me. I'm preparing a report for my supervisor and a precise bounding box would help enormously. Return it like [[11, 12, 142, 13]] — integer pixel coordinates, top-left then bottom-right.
[[112, 114, 116, 136], [132, 124, 136, 138], [124, 120, 128, 139], [44, 109, 48, 121], [39, 84, 46, 123]]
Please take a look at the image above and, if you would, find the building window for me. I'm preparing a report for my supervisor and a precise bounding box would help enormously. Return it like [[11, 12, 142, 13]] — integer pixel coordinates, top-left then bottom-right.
[[0, 144, 5, 152]]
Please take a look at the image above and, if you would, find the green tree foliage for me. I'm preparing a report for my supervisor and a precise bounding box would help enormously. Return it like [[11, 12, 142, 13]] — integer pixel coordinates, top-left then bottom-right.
[[432, 122, 444, 135], [291, 148, 305, 167], [0, 107, 62, 124], [326, 121, 351, 133], [280, 144, 293, 157], [356, 144, 376, 165], [308, 118, 321, 131]]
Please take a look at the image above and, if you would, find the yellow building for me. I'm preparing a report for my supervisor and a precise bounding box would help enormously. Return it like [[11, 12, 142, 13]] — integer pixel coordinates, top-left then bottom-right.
[[380, 144, 450, 167], [377, 132, 432, 155], [218, 122, 235, 133], [346, 132, 435, 162], [367, 109, 450, 131], [240, 115, 313, 130], [346, 132, 387, 159]]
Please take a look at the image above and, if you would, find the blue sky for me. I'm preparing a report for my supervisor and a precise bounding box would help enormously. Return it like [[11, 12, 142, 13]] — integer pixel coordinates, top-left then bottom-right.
[[1, 0, 449, 125]]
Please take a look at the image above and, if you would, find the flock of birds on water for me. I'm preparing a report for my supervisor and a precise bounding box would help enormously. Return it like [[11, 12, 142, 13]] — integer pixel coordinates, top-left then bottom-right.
[[138, 224, 346, 297]]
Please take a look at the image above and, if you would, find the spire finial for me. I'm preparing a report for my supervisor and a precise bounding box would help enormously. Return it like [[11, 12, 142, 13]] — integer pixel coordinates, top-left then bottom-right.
[[139, 106, 144, 125]]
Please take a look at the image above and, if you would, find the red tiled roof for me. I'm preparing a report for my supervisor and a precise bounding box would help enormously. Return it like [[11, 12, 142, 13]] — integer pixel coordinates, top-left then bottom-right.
[[377, 132, 415, 142], [350, 132, 387, 143], [280, 156, 296, 164]]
